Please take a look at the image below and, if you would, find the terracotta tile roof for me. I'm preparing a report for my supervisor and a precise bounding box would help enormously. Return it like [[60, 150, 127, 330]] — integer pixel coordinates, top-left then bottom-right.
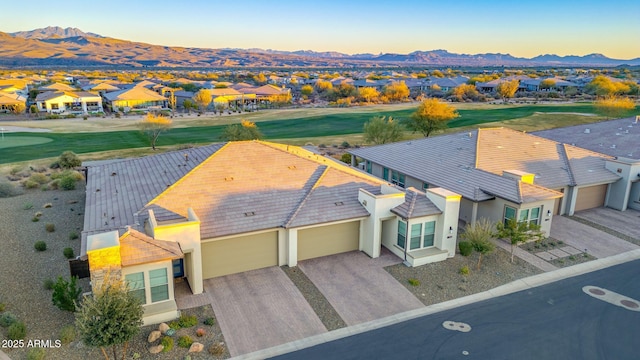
[[391, 187, 442, 219], [103, 86, 167, 101], [40, 82, 76, 91], [119, 228, 182, 266]]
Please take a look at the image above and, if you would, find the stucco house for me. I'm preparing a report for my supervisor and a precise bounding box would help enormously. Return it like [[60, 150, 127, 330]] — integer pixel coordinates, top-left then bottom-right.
[[0, 92, 27, 113], [103, 86, 168, 112], [350, 128, 625, 235], [81, 141, 460, 324], [35, 91, 103, 114]]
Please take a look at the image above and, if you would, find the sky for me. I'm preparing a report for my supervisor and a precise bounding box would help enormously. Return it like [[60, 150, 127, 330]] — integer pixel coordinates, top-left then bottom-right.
[[4, 0, 639, 59]]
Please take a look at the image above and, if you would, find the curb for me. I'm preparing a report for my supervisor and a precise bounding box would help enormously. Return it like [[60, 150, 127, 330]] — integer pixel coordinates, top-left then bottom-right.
[[230, 248, 640, 360]]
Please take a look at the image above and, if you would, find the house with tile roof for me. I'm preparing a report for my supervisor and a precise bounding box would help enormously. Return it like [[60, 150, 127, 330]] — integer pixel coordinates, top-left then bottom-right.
[[103, 86, 168, 112], [350, 128, 624, 235], [35, 91, 103, 114], [82, 141, 461, 324], [0, 92, 27, 113]]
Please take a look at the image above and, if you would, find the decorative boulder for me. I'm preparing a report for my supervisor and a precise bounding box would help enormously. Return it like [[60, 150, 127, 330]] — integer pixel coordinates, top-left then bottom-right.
[[158, 323, 170, 334], [149, 345, 164, 354], [188, 342, 204, 353], [148, 330, 162, 343]]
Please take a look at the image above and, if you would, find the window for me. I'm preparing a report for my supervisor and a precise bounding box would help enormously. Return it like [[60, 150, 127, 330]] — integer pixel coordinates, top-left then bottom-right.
[[397, 220, 406, 249], [383, 167, 389, 181], [391, 170, 405, 188], [529, 207, 541, 225], [149, 268, 169, 303], [518, 209, 529, 223], [423, 221, 435, 247], [504, 206, 516, 225], [366, 161, 372, 174], [51, 103, 59, 110], [422, 182, 429, 191], [410, 223, 422, 250], [125, 272, 146, 304]]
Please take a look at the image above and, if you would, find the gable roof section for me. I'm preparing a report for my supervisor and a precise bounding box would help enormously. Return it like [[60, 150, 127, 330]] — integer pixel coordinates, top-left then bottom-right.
[[564, 144, 620, 185], [40, 82, 76, 91], [392, 187, 442, 219], [149, 141, 385, 238], [103, 86, 167, 102], [119, 228, 182, 266]]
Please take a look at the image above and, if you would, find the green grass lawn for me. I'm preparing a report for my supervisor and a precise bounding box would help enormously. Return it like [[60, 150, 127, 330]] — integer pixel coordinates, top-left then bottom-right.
[[0, 103, 635, 164]]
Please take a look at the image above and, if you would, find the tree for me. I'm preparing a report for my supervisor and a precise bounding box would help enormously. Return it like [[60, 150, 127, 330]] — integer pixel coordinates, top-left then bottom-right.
[[11, 103, 26, 114], [431, 70, 444, 78], [192, 89, 212, 113], [254, 73, 267, 84], [29, 104, 38, 115], [363, 116, 403, 145], [594, 96, 636, 119], [182, 99, 194, 113], [460, 218, 495, 270], [496, 218, 544, 263], [300, 85, 314, 99], [137, 113, 172, 150], [496, 79, 519, 102], [539, 79, 556, 91], [335, 81, 357, 98], [383, 81, 410, 102], [358, 87, 379, 103], [58, 151, 82, 169], [52, 276, 82, 312], [315, 79, 333, 93], [585, 75, 630, 97], [450, 84, 483, 102], [220, 119, 263, 141], [404, 98, 459, 137], [75, 275, 143, 360]]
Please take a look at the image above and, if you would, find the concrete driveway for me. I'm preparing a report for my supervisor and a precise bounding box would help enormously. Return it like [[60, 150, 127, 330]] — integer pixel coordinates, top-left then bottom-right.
[[550, 216, 638, 258], [204, 267, 326, 357], [298, 249, 424, 326], [575, 207, 640, 240]]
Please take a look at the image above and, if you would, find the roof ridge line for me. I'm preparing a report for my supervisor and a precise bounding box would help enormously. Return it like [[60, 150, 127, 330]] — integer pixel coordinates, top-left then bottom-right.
[[406, 189, 418, 218], [474, 128, 481, 168], [283, 165, 328, 228], [559, 143, 577, 186], [126, 229, 182, 257]]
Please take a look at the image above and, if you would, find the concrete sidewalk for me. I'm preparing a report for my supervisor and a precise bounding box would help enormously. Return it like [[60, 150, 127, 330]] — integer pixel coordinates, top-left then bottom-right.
[[551, 216, 639, 258], [492, 238, 558, 272], [232, 249, 640, 360]]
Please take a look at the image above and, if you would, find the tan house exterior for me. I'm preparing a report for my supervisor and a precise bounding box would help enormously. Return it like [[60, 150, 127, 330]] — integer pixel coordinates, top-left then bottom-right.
[[103, 86, 168, 112], [81, 141, 461, 324], [35, 91, 103, 114]]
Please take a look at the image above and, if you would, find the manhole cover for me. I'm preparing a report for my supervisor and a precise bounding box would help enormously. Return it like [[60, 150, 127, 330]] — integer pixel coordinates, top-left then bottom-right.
[[620, 300, 640, 309], [589, 288, 605, 296]]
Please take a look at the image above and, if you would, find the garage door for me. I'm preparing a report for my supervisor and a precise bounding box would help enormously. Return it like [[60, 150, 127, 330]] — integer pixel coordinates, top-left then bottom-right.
[[574, 184, 608, 211], [298, 221, 360, 261], [201, 231, 278, 279]]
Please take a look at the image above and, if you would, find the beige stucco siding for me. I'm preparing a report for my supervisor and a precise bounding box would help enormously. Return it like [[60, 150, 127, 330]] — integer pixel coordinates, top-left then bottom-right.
[[201, 231, 278, 279], [297, 221, 360, 261], [575, 184, 608, 211]]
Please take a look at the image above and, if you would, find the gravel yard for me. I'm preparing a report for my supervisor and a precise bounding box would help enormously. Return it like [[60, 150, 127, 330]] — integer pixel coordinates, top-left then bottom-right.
[[386, 248, 543, 306]]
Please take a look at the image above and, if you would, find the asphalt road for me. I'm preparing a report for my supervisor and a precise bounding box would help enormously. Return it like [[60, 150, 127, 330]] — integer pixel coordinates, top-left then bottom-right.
[[272, 260, 640, 360]]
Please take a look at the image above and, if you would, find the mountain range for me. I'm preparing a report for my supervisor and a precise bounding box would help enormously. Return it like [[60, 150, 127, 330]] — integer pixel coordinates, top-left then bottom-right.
[[1, 26, 638, 68]]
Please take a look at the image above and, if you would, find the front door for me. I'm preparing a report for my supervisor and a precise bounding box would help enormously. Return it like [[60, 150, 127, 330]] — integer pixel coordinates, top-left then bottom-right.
[[172, 259, 184, 278]]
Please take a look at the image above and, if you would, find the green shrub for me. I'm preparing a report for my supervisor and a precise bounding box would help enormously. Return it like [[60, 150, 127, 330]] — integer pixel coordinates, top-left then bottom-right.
[[178, 314, 198, 328], [27, 348, 46, 360], [177, 335, 194, 348], [45, 223, 55, 232], [32, 217, 40, 222], [459, 241, 473, 256], [161, 336, 174, 352], [58, 151, 82, 169], [0, 181, 24, 198], [8, 321, 26, 340], [10, 166, 22, 175], [63, 247, 75, 259], [203, 317, 215, 326], [34, 241, 47, 251], [29, 173, 49, 185], [63, 114, 76, 119], [23, 203, 34, 210], [59, 176, 76, 190], [69, 231, 79, 240], [51, 276, 82, 312], [459, 265, 470, 275], [24, 179, 39, 189], [407, 278, 420, 286], [43, 278, 55, 290], [59, 324, 76, 344], [49, 179, 60, 189], [168, 320, 180, 330], [0, 303, 5, 312], [0, 312, 17, 327], [340, 153, 352, 164]]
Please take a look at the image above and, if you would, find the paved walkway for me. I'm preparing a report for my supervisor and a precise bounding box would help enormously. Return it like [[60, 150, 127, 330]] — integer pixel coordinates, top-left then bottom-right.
[[575, 208, 640, 240], [298, 249, 424, 326], [550, 216, 639, 258], [491, 239, 558, 272], [0, 350, 10, 360], [204, 267, 326, 357]]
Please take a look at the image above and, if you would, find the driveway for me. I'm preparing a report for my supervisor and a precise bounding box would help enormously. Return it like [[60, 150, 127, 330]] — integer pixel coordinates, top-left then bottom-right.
[[550, 216, 639, 258], [575, 207, 640, 240], [298, 248, 424, 326], [204, 267, 326, 357]]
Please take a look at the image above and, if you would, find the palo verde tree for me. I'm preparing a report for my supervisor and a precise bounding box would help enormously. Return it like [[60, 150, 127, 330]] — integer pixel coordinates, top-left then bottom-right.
[[496, 218, 544, 263], [358, 87, 380, 103], [220, 119, 263, 141], [594, 96, 636, 119], [75, 275, 143, 360], [459, 218, 495, 270], [192, 89, 212, 113], [383, 81, 410, 102], [363, 116, 403, 145], [137, 113, 172, 150], [403, 98, 459, 137], [496, 79, 519, 103]]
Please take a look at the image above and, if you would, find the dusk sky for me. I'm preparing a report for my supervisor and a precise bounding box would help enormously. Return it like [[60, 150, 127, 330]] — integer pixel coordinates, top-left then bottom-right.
[[4, 0, 639, 59]]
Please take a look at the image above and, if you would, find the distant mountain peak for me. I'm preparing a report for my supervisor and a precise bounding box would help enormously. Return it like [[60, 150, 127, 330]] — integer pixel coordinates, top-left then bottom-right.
[[10, 26, 102, 39]]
